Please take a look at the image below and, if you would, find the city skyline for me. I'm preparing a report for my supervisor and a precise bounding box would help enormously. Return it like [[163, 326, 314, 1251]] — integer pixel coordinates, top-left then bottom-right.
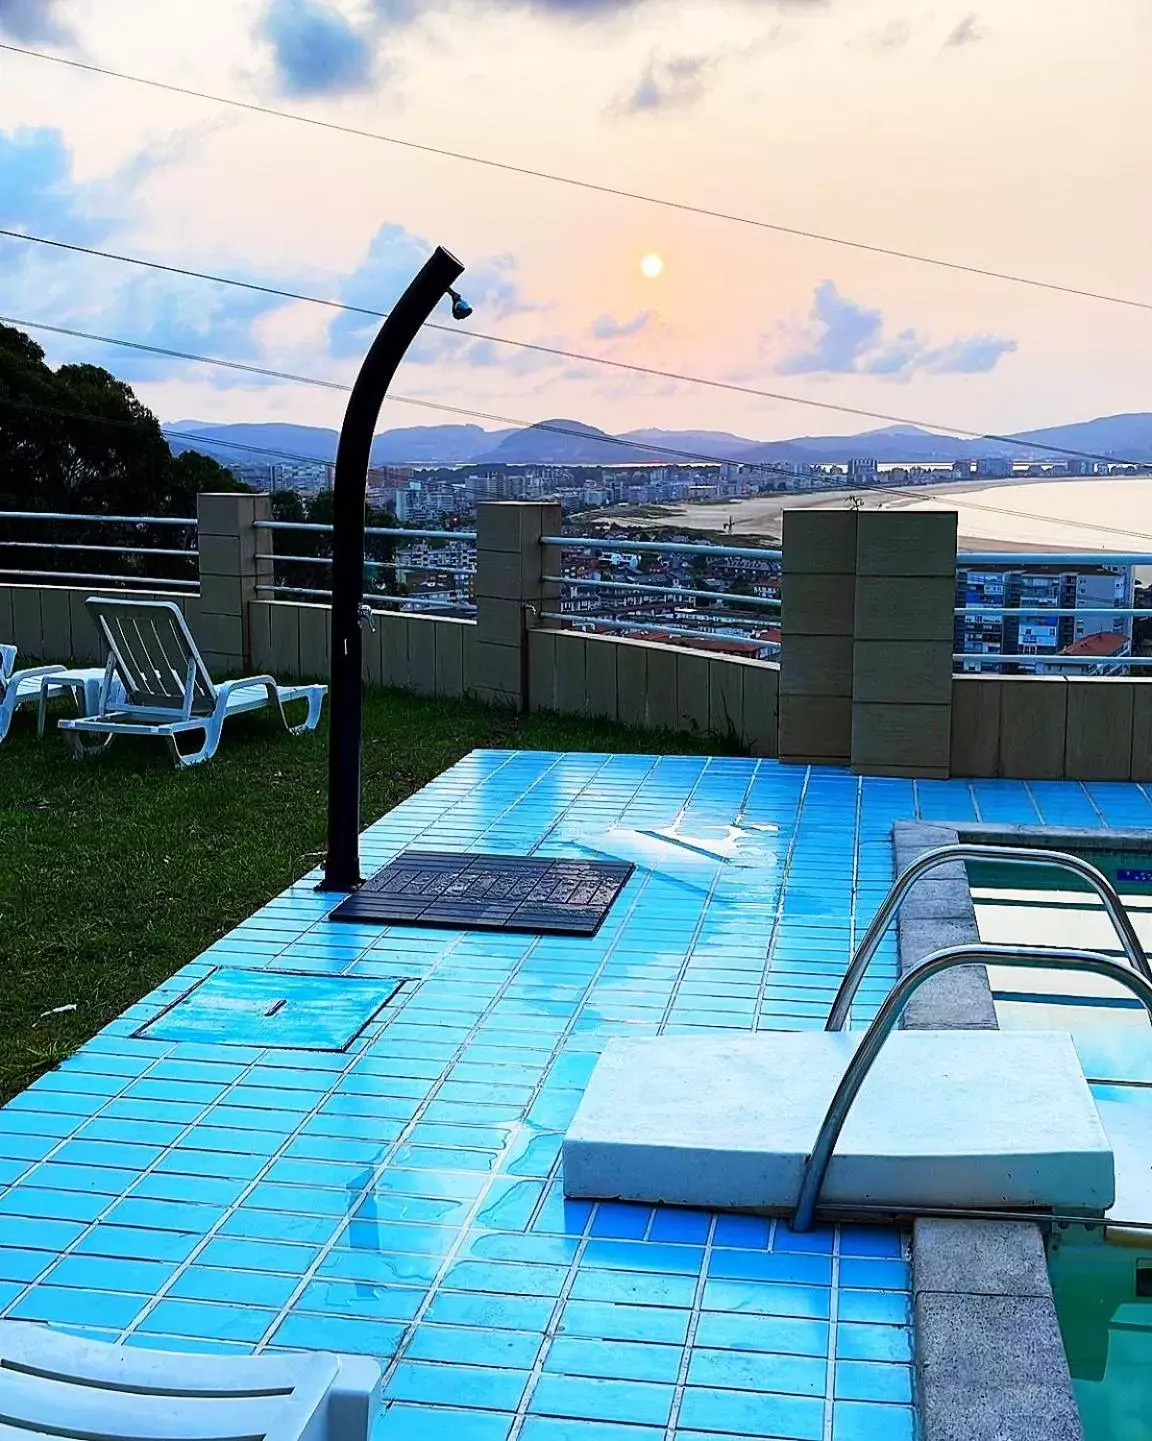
[[1, 0, 1149, 443]]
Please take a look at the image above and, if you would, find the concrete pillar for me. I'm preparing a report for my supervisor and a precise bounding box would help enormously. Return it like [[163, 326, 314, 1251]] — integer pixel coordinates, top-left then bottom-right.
[[195, 491, 272, 673], [852, 511, 957, 779], [473, 501, 561, 711], [778, 509, 857, 765]]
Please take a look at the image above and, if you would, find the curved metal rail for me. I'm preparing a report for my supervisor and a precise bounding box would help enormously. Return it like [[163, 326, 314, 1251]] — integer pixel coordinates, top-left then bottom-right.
[[793, 943, 1152, 1232], [826, 844, 1150, 1031]]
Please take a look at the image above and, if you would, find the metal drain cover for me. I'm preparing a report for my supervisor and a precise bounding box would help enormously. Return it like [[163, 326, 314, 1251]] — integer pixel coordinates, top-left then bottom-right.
[[136, 968, 405, 1051], [329, 851, 634, 936]]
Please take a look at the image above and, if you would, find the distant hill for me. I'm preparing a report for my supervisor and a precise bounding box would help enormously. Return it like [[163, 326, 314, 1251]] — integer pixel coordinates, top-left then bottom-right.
[[166, 421, 341, 463], [163, 411, 1152, 470]]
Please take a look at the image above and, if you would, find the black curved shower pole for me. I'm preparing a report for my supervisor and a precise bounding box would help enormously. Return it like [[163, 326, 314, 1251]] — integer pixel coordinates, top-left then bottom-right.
[[323, 246, 466, 892]]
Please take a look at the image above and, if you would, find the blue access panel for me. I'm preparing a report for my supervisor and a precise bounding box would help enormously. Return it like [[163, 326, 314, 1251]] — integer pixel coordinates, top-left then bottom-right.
[[135, 969, 405, 1051]]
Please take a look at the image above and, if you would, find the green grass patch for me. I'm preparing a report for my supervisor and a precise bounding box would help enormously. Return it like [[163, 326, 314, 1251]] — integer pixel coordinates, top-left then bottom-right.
[[0, 689, 733, 1101]]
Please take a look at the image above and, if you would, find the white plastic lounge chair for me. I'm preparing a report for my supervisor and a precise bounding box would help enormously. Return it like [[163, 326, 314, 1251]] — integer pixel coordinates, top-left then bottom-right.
[[57, 596, 326, 768], [0, 1320, 381, 1441], [0, 643, 68, 743]]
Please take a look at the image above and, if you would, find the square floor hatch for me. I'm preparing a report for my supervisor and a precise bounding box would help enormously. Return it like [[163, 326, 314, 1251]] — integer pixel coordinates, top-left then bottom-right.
[[136, 969, 405, 1051], [328, 851, 634, 936]]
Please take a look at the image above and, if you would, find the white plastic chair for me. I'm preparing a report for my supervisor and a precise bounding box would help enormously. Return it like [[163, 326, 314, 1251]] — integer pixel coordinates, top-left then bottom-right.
[[0, 1321, 381, 1440], [57, 596, 326, 768], [0, 643, 67, 743]]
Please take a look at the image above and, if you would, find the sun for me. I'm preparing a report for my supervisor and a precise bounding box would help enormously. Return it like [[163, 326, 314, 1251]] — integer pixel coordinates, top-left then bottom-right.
[[640, 252, 665, 280]]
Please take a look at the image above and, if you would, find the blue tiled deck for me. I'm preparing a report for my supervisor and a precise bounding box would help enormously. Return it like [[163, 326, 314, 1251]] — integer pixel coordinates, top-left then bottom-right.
[[4, 752, 1150, 1439]]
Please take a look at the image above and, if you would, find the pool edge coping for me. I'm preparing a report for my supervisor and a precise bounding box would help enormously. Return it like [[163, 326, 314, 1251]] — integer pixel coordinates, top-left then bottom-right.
[[896, 819, 1085, 1441]]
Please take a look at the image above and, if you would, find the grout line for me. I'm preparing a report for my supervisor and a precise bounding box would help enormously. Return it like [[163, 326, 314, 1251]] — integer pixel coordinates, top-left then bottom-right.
[[751, 766, 811, 1035], [252, 752, 668, 1359], [822, 1223, 841, 1441], [660, 1211, 718, 1441], [112, 751, 607, 1341]]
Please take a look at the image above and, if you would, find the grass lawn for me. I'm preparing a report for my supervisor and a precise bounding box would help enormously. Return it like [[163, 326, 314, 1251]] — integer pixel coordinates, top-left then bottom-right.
[[0, 689, 735, 1103]]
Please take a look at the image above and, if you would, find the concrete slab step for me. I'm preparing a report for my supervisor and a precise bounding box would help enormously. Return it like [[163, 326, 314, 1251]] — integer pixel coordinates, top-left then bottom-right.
[[563, 1030, 1114, 1215]]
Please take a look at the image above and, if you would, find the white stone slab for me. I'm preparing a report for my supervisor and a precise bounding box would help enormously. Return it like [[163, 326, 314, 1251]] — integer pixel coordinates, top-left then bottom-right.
[[563, 1031, 1114, 1214]]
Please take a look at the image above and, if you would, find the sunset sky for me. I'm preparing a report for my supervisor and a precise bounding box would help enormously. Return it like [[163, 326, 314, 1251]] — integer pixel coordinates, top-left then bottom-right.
[[1, 0, 1149, 443]]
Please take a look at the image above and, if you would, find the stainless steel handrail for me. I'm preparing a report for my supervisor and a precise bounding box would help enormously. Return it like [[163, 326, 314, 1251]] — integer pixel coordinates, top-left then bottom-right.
[[825, 843, 1151, 1031], [793, 943, 1152, 1232]]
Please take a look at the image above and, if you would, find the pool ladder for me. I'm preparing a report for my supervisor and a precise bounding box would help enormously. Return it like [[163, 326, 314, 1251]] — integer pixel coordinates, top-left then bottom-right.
[[793, 844, 1152, 1232]]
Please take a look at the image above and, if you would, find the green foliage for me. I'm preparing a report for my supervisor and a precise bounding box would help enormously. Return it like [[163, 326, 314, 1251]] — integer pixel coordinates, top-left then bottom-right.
[[0, 323, 243, 516]]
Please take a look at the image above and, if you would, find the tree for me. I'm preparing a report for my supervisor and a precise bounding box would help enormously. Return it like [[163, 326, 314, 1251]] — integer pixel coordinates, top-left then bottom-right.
[[0, 323, 243, 516]]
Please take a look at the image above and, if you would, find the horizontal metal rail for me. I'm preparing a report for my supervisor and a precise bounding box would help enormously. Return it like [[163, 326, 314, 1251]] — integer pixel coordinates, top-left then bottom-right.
[[272, 553, 474, 576], [958, 607, 1144, 619], [954, 653, 1150, 668], [0, 568, 198, 590], [544, 576, 781, 608], [0, 510, 195, 526], [543, 535, 782, 562], [254, 521, 477, 542], [826, 842, 1151, 1032], [257, 584, 475, 611], [793, 944, 1152, 1232], [540, 612, 779, 645], [0, 541, 197, 560], [961, 552, 1152, 566]]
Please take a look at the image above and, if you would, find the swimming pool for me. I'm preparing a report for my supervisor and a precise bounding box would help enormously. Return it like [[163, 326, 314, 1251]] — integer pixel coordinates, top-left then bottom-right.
[[968, 849, 1152, 1030], [968, 846, 1152, 1439]]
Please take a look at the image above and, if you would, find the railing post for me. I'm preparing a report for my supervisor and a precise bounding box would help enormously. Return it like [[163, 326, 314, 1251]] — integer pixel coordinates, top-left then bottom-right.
[[194, 491, 272, 673], [473, 501, 562, 712], [779, 509, 857, 765], [851, 511, 958, 778]]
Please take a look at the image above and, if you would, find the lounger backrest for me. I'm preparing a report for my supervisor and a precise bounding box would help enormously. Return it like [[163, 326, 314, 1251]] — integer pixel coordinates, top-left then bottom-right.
[[0, 1319, 349, 1439], [0, 644, 14, 688], [87, 596, 217, 717]]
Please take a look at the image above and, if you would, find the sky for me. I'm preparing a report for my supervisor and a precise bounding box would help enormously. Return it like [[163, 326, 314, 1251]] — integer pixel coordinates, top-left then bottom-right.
[[0, 0, 1149, 444]]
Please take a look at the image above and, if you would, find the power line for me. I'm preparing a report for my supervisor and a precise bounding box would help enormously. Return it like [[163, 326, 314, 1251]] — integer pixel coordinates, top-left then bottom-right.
[[1, 40, 1149, 315], [0, 394, 338, 469], [5, 377, 1151, 548], [5, 310, 1149, 473], [16, 228, 1143, 466], [0, 321, 766, 467]]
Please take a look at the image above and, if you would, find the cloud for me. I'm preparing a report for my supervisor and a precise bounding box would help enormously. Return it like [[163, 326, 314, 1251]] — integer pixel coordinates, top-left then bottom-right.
[[776, 280, 1016, 378], [329, 222, 542, 362], [0, 128, 116, 244], [945, 11, 983, 46], [918, 334, 1017, 373], [591, 311, 652, 340], [778, 282, 884, 374], [366, 0, 824, 30], [258, 0, 378, 97], [0, 127, 298, 389], [621, 54, 713, 113], [851, 18, 913, 53], [0, 0, 72, 43]]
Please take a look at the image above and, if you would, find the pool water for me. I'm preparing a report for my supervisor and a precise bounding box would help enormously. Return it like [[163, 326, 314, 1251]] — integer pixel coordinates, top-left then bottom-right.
[[968, 850, 1152, 1030], [1050, 1235, 1152, 1441]]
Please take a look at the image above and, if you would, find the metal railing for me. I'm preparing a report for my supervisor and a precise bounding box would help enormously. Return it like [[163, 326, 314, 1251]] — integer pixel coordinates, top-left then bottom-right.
[[955, 550, 1152, 672], [792, 944, 1152, 1232], [541, 533, 782, 652], [0, 510, 199, 591], [254, 519, 478, 614], [826, 843, 1151, 1031]]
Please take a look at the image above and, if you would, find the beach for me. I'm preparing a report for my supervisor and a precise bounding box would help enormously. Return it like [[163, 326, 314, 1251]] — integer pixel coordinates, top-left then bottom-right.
[[635, 474, 1152, 555]]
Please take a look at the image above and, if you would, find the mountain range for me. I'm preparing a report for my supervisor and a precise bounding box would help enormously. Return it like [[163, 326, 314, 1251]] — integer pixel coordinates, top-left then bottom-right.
[[164, 412, 1152, 470]]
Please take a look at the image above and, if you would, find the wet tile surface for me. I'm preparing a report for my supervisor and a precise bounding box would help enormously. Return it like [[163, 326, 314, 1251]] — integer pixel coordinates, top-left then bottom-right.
[[7, 753, 1139, 1435]]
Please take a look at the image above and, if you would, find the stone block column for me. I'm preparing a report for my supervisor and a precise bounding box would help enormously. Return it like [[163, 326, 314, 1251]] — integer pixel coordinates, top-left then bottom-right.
[[778, 509, 857, 765], [851, 511, 958, 778], [195, 491, 273, 674], [472, 501, 562, 711]]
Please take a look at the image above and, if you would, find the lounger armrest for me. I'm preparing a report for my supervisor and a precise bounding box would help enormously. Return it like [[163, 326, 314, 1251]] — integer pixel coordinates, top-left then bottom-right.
[[15, 665, 69, 682], [216, 675, 280, 700]]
